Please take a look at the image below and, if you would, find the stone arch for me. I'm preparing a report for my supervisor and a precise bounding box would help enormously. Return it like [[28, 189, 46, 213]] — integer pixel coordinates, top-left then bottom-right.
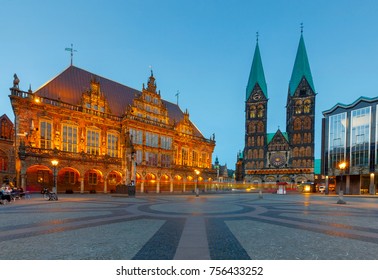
[[144, 173, 157, 193], [303, 116, 312, 129], [59, 166, 81, 193], [173, 174, 183, 192], [160, 173, 171, 192], [25, 164, 52, 192], [84, 169, 104, 193], [106, 170, 123, 193]]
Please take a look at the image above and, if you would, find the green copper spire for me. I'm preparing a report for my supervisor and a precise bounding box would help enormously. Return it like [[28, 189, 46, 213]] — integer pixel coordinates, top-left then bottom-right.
[[246, 36, 267, 100], [289, 32, 315, 96]]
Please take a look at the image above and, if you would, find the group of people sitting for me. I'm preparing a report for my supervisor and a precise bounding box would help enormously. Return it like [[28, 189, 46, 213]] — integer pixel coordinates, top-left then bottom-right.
[[0, 183, 25, 204]]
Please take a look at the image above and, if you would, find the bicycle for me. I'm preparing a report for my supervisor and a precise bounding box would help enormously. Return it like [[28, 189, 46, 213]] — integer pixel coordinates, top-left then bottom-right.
[[41, 187, 58, 201]]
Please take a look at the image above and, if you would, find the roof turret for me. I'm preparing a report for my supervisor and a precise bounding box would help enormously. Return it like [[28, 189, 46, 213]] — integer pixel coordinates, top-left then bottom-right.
[[288, 32, 315, 96], [246, 35, 267, 100]]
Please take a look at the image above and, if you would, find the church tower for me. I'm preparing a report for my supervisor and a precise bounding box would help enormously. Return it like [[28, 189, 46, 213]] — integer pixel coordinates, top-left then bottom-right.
[[286, 29, 316, 179], [243, 35, 268, 180]]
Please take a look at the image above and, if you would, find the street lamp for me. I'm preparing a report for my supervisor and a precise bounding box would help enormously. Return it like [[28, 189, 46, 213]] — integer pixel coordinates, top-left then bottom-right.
[[194, 169, 200, 197], [51, 159, 59, 194], [337, 161, 347, 204], [338, 161, 346, 193]]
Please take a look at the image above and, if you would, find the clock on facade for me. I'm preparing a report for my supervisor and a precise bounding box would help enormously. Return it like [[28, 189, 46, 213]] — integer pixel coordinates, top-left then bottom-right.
[[270, 153, 286, 167], [252, 92, 261, 100]]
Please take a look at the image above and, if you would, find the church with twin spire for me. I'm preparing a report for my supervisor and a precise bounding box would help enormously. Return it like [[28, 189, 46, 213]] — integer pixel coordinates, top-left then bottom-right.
[[238, 30, 316, 184]]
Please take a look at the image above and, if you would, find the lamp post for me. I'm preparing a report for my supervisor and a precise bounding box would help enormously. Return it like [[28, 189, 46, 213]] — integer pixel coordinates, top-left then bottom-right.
[[51, 159, 59, 194], [337, 161, 346, 204], [194, 169, 200, 197]]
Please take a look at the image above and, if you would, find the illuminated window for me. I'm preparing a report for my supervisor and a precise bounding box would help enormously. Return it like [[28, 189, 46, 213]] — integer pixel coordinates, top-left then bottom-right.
[[107, 133, 119, 157], [86, 129, 100, 155], [62, 124, 78, 153], [64, 171, 76, 185], [161, 154, 171, 168], [40, 121, 52, 149], [88, 172, 98, 185]]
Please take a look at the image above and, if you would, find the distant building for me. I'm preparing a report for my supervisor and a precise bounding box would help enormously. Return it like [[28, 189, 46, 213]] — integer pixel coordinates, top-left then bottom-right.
[[321, 96, 378, 195], [213, 156, 233, 183], [9, 66, 216, 193], [241, 31, 316, 184], [0, 114, 15, 185]]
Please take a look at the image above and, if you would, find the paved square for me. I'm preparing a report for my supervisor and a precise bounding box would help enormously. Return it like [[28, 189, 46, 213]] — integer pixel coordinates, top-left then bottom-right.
[[1, 192, 378, 260]]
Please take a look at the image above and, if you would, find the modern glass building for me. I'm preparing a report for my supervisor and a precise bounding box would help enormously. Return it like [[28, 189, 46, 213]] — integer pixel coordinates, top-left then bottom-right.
[[321, 96, 378, 195]]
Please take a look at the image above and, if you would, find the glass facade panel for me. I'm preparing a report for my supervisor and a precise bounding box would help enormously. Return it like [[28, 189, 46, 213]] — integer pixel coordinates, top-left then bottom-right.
[[351, 107, 370, 167], [328, 113, 346, 170]]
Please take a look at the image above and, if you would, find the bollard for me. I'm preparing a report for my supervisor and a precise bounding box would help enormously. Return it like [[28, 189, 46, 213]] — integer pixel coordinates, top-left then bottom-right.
[[337, 190, 346, 204], [195, 188, 199, 197], [259, 190, 263, 199]]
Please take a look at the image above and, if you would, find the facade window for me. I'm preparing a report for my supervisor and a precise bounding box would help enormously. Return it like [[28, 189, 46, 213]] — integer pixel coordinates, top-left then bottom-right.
[[37, 170, 50, 184], [146, 132, 159, 147], [351, 107, 370, 167], [303, 117, 312, 129], [0, 119, 12, 139], [62, 124, 78, 153], [250, 106, 256, 118], [145, 152, 158, 166], [130, 128, 143, 145], [201, 152, 208, 168], [182, 148, 188, 166], [295, 101, 302, 114], [161, 136, 172, 150], [192, 151, 198, 167], [86, 129, 100, 155], [161, 154, 171, 168], [107, 133, 119, 157], [135, 150, 143, 165], [257, 105, 264, 118], [0, 150, 8, 171], [304, 100, 311, 113], [328, 112, 347, 170], [64, 171, 76, 185], [88, 172, 98, 185], [294, 118, 301, 130], [40, 121, 52, 149]]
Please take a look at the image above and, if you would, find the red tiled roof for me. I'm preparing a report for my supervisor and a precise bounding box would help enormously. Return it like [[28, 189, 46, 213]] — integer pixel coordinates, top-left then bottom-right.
[[34, 66, 204, 137]]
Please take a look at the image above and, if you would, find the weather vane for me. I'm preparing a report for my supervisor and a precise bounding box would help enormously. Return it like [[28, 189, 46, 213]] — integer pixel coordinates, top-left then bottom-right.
[[65, 44, 77, 66], [256, 31, 259, 42], [175, 90, 180, 106], [300, 22, 304, 34]]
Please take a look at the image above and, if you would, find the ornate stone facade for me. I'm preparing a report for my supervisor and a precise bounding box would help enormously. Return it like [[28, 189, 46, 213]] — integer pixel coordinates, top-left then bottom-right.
[[9, 66, 216, 193], [0, 114, 15, 185]]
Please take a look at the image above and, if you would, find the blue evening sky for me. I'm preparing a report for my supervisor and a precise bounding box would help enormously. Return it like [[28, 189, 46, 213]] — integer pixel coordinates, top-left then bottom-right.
[[1, 0, 378, 168]]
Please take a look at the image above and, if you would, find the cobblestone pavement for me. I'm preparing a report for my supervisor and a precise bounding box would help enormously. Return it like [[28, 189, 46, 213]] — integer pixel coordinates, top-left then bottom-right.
[[1, 192, 378, 260]]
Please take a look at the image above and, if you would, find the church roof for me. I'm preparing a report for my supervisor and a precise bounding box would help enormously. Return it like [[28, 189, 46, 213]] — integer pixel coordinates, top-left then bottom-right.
[[246, 41, 267, 100], [267, 131, 288, 144], [34, 65, 203, 137], [288, 33, 315, 96]]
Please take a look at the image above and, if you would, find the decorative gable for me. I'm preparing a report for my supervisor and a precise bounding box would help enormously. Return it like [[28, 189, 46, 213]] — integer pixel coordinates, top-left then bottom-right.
[[81, 77, 111, 115], [127, 71, 169, 124]]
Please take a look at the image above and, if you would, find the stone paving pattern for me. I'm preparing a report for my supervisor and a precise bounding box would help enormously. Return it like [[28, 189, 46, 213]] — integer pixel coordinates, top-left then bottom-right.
[[1, 192, 378, 260]]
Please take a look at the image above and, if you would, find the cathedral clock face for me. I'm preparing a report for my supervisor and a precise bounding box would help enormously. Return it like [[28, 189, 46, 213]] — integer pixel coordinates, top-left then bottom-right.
[[252, 92, 261, 100], [270, 153, 286, 167]]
